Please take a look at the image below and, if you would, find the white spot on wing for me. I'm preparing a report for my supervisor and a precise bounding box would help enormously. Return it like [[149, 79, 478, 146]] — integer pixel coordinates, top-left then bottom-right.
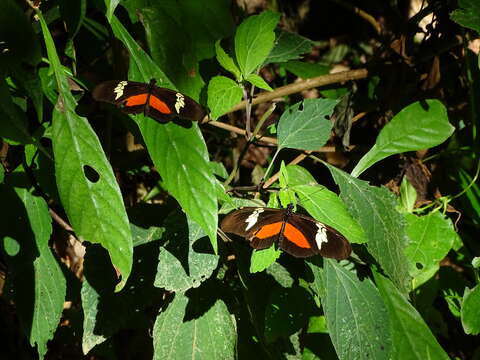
[[113, 81, 128, 100], [245, 208, 264, 231], [315, 222, 328, 249], [175, 93, 185, 113]]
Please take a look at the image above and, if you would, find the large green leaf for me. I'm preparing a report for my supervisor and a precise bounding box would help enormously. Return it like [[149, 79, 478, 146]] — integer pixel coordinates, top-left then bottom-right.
[[153, 293, 237, 359], [139, 6, 204, 98], [309, 260, 391, 360], [293, 184, 368, 245], [39, 13, 133, 291], [351, 100, 454, 177], [374, 272, 450, 360], [235, 11, 280, 76], [109, 15, 218, 251], [19, 190, 65, 359], [277, 98, 338, 150], [154, 213, 219, 292], [327, 164, 411, 293]]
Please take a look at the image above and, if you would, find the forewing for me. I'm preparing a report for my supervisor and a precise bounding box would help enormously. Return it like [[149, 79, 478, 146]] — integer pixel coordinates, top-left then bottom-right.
[[220, 207, 282, 237], [92, 80, 148, 105]]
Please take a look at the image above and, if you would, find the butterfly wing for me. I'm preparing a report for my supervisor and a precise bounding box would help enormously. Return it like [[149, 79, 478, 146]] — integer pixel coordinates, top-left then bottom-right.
[[149, 87, 205, 122], [220, 207, 285, 250], [282, 214, 352, 259]]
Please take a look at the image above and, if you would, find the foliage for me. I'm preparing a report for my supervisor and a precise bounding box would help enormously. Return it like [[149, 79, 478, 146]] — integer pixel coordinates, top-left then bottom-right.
[[0, 1, 479, 359]]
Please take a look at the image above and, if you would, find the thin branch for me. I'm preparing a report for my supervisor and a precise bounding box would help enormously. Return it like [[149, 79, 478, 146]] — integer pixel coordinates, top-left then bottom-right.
[[229, 69, 368, 113], [262, 151, 312, 189]]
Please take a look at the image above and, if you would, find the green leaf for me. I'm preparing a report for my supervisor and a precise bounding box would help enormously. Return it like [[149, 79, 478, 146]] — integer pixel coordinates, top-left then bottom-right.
[[245, 73, 273, 91], [327, 164, 411, 293], [207, 75, 243, 120], [317, 260, 392, 360], [283, 60, 330, 79], [140, 6, 204, 97], [235, 11, 280, 76], [17, 188, 66, 359], [277, 98, 338, 150], [0, 76, 32, 144], [264, 286, 316, 342], [81, 241, 163, 354], [39, 13, 133, 291], [374, 272, 450, 360], [286, 164, 318, 186], [153, 293, 237, 359], [405, 212, 456, 280], [250, 245, 281, 273], [110, 15, 218, 251], [451, 0, 480, 35], [293, 184, 368, 245], [265, 30, 314, 64], [461, 285, 480, 335], [351, 100, 454, 177], [154, 213, 219, 292], [215, 40, 241, 80], [399, 177, 417, 213]]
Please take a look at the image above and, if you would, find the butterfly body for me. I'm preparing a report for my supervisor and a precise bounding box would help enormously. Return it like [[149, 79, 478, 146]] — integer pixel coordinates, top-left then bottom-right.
[[92, 79, 205, 123], [221, 204, 351, 259]]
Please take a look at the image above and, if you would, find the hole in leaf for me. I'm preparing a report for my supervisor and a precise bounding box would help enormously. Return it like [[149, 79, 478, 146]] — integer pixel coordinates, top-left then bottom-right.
[[416, 262, 423, 270], [83, 165, 100, 183]]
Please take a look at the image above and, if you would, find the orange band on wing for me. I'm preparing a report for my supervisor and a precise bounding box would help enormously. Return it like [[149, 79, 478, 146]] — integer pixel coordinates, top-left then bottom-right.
[[254, 222, 282, 238], [149, 95, 171, 114], [125, 94, 148, 106], [283, 223, 310, 248]]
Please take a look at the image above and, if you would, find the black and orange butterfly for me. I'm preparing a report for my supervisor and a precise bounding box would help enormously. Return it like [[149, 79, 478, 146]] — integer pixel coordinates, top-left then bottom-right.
[[92, 79, 205, 123], [221, 204, 351, 259]]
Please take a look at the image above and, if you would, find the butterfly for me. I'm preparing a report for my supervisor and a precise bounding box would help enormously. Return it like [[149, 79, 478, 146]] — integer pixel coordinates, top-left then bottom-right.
[[92, 79, 205, 123], [220, 204, 351, 259]]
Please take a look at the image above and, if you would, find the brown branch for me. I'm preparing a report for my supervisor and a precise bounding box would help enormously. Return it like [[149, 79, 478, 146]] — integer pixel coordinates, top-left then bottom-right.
[[229, 69, 368, 112], [49, 208, 75, 233], [262, 151, 312, 189]]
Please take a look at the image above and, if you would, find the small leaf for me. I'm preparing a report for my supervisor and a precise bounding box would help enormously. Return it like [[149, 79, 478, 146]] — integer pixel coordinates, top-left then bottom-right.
[[314, 260, 392, 360], [207, 75, 243, 119], [153, 293, 237, 359], [286, 164, 318, 186], [215, 40, 241, 80], [374, 272, 450, 360], [278, 98, 338, 150], [250, 245, 281, 273], [0, 76, 32, 144], [351, 100, 454, 177], [405, 212, 457, 279], [265, 30, 314, 64], [461, 285, 480, 335], [235, 11, 280, 76], [326, 164, 411, 294], [245, 73, 273, 91], [283, 60, 330, 79], [399, 177, 417, 213]]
